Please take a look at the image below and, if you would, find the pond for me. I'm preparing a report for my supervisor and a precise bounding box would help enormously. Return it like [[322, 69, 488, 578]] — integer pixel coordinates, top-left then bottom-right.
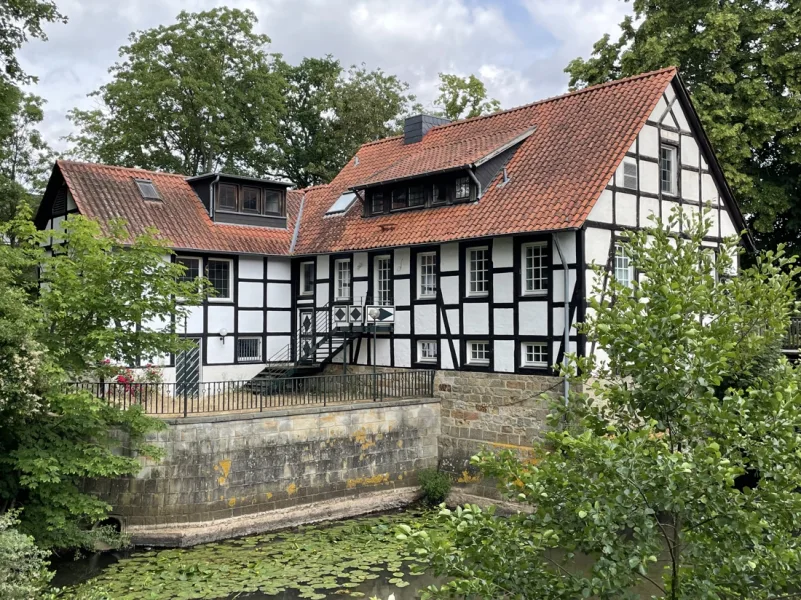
[[53, 510, 441, 600]]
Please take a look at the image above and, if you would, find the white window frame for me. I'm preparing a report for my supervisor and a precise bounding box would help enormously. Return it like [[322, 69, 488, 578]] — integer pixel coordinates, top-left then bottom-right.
[[418, 340, 437, 363], [334, 258, 351, 301], [206, 257, 233, 302], [374, 255, 392, 306], [522, 242, 548, 296], [236, 336, 262, 362], [417, 252, 437, 299], [622, 160, 638, 190], [523, 342, 548, 368], [300, 261, 315, 296], [660, 144, 678, 196], [614, 243, 634, 288], [468, 341, 490, 365], [468, 246, 489, 297]]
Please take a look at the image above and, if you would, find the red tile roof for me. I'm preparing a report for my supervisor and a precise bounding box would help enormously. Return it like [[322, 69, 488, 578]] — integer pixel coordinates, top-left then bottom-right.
[[293, 67, 678, 253], [49, 68, 681, 256], [56, 161, 299, 256]]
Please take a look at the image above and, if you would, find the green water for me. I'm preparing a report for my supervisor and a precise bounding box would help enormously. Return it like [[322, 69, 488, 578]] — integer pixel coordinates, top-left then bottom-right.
[[55, 511, 440, 600]]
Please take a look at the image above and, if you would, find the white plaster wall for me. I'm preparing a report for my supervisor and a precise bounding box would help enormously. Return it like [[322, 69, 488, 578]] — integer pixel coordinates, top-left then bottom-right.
[[493, 272, 514, 303], [375, 337, 392, 366], [394, 338, 411, 368], [394, 248, 411, 275], [639, 124, 660, 158], [553, 269, 577, 304], [553, 307, 578, 337], [681, 169, 700, 202], [267, 257, 291, 281], [721, 211, 737, 238], [206, 336, 234, 364], [494, 308, 514, 335], [239, 257, 263, 279], [207, 305, 234, 335], [414, 304, 437, 335], [518, 301, 548, 336], [440, 243, 459, 272], [463, 303, 489, 335], [494, 340, 515, 373], [267, 282, 292, 308], [553, 231, 577, 264], [444, 309, 460, 335], [681, 135, 699, 167], [177, 306, 204, 334], [203, 363, 264, 382], [395, 310, 411, 335], [588, 189, 613, 222], [585, 227, 612, 266], [239, 282, 263, 307], [492, 237, 513, 268], [616, 193, 637, 226], [639, 160, 660, 195], [266, 335, 290, 360], [440, 339, 454, 369], [440, 275, 459, 305], [701, 173, 719, 205], [650, 96, 668, 122], [640, 196, 660, 227], [238, 310, 264, 333], [353, 280, 368, 303], [267, 310, 291, 334], [395, 279, 411, 306], [66, 192, 77, 211]]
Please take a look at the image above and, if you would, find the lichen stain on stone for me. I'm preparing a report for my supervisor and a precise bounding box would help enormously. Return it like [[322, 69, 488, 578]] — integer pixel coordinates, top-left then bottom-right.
[[396, 440, 404, 448], [286, 482, 298, 496], [351, 427, 376, 450], [457, 470, 481, 484], [346, 473, 389, 490], [214, 459, 232, 485], [228, 497, 236, 508], [486, 441, 539, 464], [265, 492, 273, 500]]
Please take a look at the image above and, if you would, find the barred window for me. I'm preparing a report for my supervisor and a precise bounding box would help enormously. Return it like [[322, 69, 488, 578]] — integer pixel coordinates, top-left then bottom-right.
[[522, 242, 548, 295], [468, 247, 489, 296], [523, 342, 547, 367], [206, 258, 232, 300], [237, 337, 262, 362], [418, 252, 437, 298]]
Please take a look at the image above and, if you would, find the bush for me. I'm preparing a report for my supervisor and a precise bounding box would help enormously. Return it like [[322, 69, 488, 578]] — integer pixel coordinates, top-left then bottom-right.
[[0, 511, 53, 600], [418, 469, 451, 506]]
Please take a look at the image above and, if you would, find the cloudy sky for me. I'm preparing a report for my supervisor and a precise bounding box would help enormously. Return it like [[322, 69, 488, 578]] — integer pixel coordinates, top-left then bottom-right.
[[17, 0, 631, 152]]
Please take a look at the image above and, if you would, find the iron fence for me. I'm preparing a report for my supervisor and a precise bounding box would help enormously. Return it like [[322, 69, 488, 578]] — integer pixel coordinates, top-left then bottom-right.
[[783, 317, 801, 352], [65, 369, 436, 417]]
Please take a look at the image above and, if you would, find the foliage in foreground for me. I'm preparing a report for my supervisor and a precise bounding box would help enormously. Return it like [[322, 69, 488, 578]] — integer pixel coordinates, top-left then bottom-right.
[[0, 510, 52, 599], [417, 469, 452, 507], [0, 207, 207, 550], [407, 210, 801, 599]]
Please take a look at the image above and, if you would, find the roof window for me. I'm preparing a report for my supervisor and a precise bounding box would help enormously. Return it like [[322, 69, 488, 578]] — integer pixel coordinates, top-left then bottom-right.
[[326, 191, 357, 215], [134, 178, 160, 200]]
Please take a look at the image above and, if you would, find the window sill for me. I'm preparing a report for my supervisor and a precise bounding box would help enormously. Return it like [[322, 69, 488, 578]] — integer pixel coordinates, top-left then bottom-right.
[[467, 292, 489, 298], [522, 290, 547, 298], [417, 295, 436, 301], [419, 358, 437, 364], [523, 363, 548, 369], [208, 297, 233, 303]]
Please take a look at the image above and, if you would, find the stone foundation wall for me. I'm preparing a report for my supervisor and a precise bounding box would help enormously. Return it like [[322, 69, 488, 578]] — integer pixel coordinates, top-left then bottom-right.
[[88, 398, 439, 535]]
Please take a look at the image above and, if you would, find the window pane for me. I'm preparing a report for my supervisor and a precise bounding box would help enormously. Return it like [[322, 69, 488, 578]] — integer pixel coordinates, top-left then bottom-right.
[[469, 248, 488, 295], [242, 187, 260, 213], [455, 177, 470, 200], [392, 188, 408, 210], [523, 243, 548, 293], [176, 257, 200, 284], [660, 146, 675, 194], [218, 184, 237, 210], [336, 260, 351, 299], [237, 337, 262, 362], [614, 243, 633, 288], [264, 190, 282, 214], [372, 192, 384, 214], [524, 342, 547, 366], [408, 186, 425, 207], [470, 342, 489, 363], [420, 341, 437, 361], [207, 259, 230, 299], [432, 183, 447, 204], [301, 262, 315, 295], [418, 253, 436, 297], [623, 161, 637, 189], [375, 256, 392, 305]]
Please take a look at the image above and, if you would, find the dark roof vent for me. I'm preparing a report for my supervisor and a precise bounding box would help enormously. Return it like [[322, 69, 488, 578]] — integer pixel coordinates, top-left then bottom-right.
[[404, 114, 450, 145], [134, 178, 160, 200]]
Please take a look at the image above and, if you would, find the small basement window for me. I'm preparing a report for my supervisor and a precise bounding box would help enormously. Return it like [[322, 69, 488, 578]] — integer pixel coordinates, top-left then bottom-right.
[[468, 341, 490, 365], [419, 341, 437, 363], [326, 191, 357, 215], [135, 178, 160, 200], [237, 337, 262, 362], [523, 342, 548, 368]]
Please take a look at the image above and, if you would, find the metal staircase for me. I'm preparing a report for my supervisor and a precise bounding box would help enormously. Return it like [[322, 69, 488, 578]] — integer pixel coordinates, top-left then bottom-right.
[[251, 298, 388, 384]]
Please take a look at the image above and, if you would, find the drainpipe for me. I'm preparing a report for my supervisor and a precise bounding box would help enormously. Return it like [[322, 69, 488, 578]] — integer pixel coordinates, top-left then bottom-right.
[[553, 234, 570, 407], [208, 174, 220, 219], [466, 169, 483, 200]]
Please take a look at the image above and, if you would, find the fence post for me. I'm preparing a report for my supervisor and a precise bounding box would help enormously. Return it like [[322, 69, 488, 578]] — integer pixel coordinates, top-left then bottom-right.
[[183, 382, 188, 418]]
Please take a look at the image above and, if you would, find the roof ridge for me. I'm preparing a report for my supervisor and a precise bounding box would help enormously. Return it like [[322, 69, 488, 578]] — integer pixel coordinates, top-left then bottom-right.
[[57, 159, 188, 179], [426, 66, 678, 133], [359, 134, 403, 148]]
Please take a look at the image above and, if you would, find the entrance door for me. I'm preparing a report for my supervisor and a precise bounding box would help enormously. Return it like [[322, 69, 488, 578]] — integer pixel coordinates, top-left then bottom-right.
[[298, 309, 315, 363], [175, 337, 201, 397]]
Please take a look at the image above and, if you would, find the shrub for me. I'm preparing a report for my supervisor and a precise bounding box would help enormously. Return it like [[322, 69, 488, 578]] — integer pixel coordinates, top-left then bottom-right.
[[418, 469, 451, 506], [0, 511, 53, 600]]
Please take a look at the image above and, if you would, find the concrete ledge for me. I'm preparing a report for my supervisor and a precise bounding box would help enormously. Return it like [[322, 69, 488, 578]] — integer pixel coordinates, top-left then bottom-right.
[[160, 397, 440, 425], [128, 487, 421, 547], [446, 488, 534, 515]]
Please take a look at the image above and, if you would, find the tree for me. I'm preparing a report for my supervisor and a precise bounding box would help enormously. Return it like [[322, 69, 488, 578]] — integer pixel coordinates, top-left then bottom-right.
[[66, 7, 284, 177], [407, 210, 801, 599], [0, 511, 52, 600], [564, 1, 801, 253], [0, 206, 208, 549], [0, 0, 66, 85], [434, 73, 500, 121], [268, 57, 419, 188]]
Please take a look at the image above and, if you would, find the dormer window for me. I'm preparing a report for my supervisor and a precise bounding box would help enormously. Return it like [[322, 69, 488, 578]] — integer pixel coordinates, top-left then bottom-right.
[[392, 188, 407, 210], [372, 192, 385, 214], [242, 186, 260, 213], [455, 177, 470, 201], [216, 183, 285, 217], [432, 183, 447, 205], [135, 178, 160, 200], [408, 185, 425, 207], [218, 184, 237, 210], [264, 190, 283, 215]]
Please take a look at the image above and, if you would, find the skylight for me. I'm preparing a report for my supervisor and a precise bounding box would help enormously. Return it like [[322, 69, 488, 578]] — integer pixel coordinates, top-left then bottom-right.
[[326, 191, 357, 215], [134, 178, 161, 200]]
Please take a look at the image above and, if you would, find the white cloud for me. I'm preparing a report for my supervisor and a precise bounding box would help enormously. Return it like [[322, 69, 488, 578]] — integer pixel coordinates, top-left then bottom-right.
[[16, 0, 631, 152]]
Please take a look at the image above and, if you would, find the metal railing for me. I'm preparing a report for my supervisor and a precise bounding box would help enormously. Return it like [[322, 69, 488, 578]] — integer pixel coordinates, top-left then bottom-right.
[[782, 317, 801, 352], [65, 369, 435, 417]]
